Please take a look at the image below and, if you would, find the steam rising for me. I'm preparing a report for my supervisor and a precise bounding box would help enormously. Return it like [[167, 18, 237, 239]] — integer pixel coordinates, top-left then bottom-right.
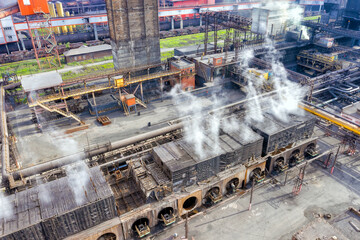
[[65, 161, 91, 206], [169, 85, 225, 159], [37, 178, 52, 204], [264, 37, 307, 122], [238, 49, 265, 123], [262, 0, 309, 40], [0, 191, 13, 221]]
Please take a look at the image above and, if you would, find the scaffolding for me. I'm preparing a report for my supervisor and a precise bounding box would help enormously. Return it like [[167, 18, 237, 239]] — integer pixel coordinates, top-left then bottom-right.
[[26, 11, 61, 70], [201, 11, 255, 57]]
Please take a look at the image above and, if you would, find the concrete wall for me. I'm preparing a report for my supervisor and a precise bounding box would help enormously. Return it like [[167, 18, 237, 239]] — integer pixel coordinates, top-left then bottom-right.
[[65, 218, 124, 240], [266, 138, 317, 173], [105, 0, 161, 71]]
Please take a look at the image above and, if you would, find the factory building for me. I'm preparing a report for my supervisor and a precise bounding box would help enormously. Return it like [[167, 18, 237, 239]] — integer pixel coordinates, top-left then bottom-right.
[[63, 44, 112, 63], [0, 0, 360, 240]]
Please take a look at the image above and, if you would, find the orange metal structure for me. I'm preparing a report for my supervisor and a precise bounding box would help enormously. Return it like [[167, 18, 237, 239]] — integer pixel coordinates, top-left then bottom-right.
[[125, 94, 136, 107], [170, 59, 195, 91], [17, 0, 49, 16], [213, 57, 223, 66]]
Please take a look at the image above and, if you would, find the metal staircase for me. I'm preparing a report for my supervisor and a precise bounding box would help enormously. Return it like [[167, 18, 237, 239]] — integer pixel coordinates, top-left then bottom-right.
[[37, 102, 85, 125]]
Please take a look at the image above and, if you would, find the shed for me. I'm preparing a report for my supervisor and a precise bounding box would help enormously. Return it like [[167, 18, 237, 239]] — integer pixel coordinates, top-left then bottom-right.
[[63, 44, 112, 63]]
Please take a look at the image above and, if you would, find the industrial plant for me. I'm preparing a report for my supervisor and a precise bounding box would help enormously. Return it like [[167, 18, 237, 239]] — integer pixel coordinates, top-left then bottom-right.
[[0, 0, 359, 240]]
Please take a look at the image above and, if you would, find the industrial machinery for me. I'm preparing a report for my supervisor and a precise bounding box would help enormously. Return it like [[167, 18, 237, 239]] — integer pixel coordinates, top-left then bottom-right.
[[297, 50, 342, 75]]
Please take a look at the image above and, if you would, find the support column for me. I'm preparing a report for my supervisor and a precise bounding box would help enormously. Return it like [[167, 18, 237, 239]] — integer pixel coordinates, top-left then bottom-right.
[[214, 17, 218, 53], [92, 92, 98, 118], [5, 44, 9, 55], [64, 99, 69, 113], [200, 14, 202, 27], [93, 23, 98, 41], [180, 17, 183, 29], [140, 82, 144, 102], [34, 30, 41, 48], [171, 16, 175, 30], [19, 33, 26, 51], [160, 77, 163, 101]]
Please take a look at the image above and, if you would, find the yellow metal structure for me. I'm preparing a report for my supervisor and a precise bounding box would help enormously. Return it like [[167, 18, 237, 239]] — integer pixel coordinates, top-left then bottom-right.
[[48, 3, 60, 35], [65, 11, 73, 33], [55, 1, 68, 34], [135, 224, 150, 238], [297, 50, 341, 73], [161, 212, 176, 226], [37, 102, 85, 125], [28, 70, 181, 107], [248, 68, 269, 80], [299, 103, 360, 136], [114, 76, 124, 88]]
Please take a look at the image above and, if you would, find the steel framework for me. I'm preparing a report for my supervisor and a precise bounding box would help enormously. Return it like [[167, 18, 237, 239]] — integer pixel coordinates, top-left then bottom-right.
[[26, 11, 61, 69], [201, 12, 254, 57]]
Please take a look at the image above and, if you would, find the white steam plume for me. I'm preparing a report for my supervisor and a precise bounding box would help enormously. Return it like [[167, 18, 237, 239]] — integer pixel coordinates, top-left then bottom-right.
[[264, 37, 307, 122], [0, 191, 14, 221], [238, 48, 265, 123], [169, 85, 226, 159], [65, 161, 91, 206], [262, 0, 309, 39], [37, 178, 52, 204]]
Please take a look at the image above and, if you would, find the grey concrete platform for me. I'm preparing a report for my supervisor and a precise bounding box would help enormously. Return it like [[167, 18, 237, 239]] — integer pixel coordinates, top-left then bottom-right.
[[7, 84, 246, 168]]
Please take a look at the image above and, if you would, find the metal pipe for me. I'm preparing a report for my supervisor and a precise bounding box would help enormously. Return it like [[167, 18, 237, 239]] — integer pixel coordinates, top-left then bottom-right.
[[99, 149, 152, 169], [14, 123, 183, 178], [1, 87, 9, 182]]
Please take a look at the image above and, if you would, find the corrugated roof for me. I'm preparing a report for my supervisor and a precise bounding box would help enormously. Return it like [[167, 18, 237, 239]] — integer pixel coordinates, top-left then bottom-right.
[[0, 166, 113, 237], [63, 44, 112, 57], [21, 71, 63, 92]]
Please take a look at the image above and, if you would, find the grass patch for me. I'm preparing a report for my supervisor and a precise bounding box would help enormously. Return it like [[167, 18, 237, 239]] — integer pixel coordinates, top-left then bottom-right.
[[0, 57, 66, 76], [66, 55, 113, 66], [304, 15, 321, 21], [0, 55, 113, 76], [61, 62, 114, 80], [160, 30, 230, 49], [161, 51, 174, 61]]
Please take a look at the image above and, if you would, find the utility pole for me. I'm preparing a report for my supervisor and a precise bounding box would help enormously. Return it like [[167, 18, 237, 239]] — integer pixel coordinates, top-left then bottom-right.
[[331, 145, 340, 175], [293, 162, 308, 195], [185, 212, 189, 239], [248, 178, 255, 211]]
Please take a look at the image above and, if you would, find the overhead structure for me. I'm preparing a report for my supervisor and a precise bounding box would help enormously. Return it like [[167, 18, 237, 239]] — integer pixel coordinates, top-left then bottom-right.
[[105, 0, 161, 71], [201, 12, 254, 57], [301, 20, 360, 40], [18, 0, 61, 69]]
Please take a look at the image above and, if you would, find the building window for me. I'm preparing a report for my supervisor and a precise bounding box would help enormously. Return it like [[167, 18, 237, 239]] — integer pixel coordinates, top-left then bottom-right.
[[23, 0, 31, 6]]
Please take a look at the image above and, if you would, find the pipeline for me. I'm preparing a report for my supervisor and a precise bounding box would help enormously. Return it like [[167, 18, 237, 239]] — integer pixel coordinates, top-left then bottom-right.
[[1, 87, 10, 183], [300, 102, 360, 136], [14, 123, 183, 178], [0, 0, 19, 19]]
